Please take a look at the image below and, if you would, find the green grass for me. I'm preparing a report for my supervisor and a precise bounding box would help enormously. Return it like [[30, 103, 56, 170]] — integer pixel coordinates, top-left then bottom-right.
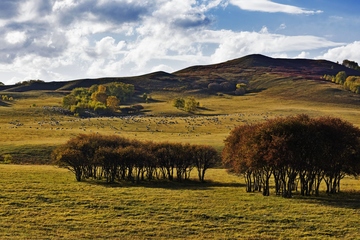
[[0, 165, 359, 239]]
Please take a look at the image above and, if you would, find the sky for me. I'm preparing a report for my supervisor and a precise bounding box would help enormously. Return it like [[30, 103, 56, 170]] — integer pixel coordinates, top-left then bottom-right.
[[1, 0, 360, 85]]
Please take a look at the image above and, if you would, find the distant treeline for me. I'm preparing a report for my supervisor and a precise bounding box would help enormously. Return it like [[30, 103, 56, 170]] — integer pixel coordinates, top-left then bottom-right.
[[323, 71, 360, 94], [342, 59, 360, 71], [15, 79, 45, 86], [52, 134, 219, 183], [222, 115, 360, 198]]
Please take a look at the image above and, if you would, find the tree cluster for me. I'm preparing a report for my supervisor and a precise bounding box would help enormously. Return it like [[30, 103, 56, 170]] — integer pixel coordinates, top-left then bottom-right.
[[1, 95, 14, 101], [173, 97, 199, 112], [208, 82, 236, 92], [222, 115, 360, 198], [62, 82, 134, 116], [15, 79, 45, 86], [342, 59, 360, 71], [323, 71, 360, 94], [52, 134, 219, 183], [207, 82, 247, 95], [344, 76, 360, 94]]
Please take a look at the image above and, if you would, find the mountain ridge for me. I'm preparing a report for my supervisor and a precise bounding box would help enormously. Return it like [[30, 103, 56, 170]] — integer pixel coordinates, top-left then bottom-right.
[[1, 54, 359, 98]]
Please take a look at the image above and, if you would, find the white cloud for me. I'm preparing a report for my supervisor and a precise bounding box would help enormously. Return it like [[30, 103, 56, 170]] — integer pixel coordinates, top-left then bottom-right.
[[296, 51, 310, 59], [229, 0, 322, 14], [0, 0, 350, 85], [317, 41, 360, 63], [270, 53, 288, 58], [151, 64, 175, 73], [277, 23, 286, 31], [205, 29, 342, 63], [89, 37, 126, 59], [5, 31, 27, 45]]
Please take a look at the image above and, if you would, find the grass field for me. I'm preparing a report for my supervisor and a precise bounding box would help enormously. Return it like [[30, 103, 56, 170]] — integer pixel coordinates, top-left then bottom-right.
[[1, 80, 360, 239], [1, 88, 359, 163], [0, 165, 359, 239]]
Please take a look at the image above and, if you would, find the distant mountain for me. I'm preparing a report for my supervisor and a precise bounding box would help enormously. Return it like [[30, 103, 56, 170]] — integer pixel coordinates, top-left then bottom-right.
[[175, 54, 360, 81], [1, 54, 360, 105]]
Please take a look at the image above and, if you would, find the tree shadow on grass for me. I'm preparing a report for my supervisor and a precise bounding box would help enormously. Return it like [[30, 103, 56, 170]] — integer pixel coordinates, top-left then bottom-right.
[[293, 191, 360, 209], [85, 179, 245, 190], [197, 106, 214, 111]]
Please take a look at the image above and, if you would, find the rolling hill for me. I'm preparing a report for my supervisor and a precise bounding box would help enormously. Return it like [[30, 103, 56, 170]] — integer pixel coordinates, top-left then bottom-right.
[[1, 54, 360, 104]]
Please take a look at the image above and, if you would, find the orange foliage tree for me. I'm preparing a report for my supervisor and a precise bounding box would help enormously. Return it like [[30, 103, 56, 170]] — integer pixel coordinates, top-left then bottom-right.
[[222, 115, 360, 197]]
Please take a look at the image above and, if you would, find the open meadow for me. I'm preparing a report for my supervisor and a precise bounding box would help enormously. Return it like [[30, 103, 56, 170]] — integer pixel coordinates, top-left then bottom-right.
[[1, 88, 360, 164], [1, 165, 360, 239], [1, 75, 360, 239]]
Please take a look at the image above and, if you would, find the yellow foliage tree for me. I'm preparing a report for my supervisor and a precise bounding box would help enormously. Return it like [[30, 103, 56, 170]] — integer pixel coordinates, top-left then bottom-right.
[[91, 91, 108, 104], [106, 96, 120, 111]]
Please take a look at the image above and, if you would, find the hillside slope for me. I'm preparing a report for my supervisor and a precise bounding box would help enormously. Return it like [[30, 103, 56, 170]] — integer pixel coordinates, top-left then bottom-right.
[[175, 54, 360, 81], [1, 54, 360, 105]]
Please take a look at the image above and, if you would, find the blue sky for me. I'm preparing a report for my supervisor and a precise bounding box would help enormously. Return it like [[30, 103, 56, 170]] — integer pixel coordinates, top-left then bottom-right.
[[1, 0, 360, 84]]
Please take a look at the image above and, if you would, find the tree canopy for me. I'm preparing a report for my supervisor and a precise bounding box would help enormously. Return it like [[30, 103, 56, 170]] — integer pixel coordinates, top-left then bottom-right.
[[342, 59, 360, 71], [52, 133, 220, 183], [62, 82, 134, 116], [173, 97, 199, 112], [323, 71, 360, 95], [222, 115, 360, 197]]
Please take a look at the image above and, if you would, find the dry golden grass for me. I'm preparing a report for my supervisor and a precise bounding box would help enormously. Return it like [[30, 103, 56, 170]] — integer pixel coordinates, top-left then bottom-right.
[[0, 89, 359, 163], [0, 165, 359, 239], [0, 80, 360, 239]]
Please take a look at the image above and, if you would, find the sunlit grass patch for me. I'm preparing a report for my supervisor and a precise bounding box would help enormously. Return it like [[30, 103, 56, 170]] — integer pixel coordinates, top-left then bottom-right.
[[0, 89, 359, 164], [0, 165, 359, 239]]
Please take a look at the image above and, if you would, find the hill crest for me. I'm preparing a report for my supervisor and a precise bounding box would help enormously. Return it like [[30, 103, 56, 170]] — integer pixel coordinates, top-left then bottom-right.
[[1, 54, 360, 101]]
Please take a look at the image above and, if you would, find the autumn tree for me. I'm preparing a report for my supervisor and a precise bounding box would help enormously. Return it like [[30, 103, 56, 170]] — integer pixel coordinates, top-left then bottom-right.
[[173, 98, 185, 109], [184, 97, 198, 112], [335, 71, 347, 85], [107, 82, 134, 102], [91, 85, 108, 104], [106, 96, 120, 111], [223, 115, 360, 197], [53, 134, 219, 184], [153, 142, 176, 180], [192, 145, 220, 182], [62, 82, 135, 116], [94, 147, 119, 183], [52, 147, 85, 181], [344, 76, 360, 94]]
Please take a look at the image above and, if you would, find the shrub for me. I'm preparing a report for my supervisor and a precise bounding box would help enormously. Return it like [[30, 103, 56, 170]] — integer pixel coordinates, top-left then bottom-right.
[[53, 134, 219, 183], [235, 88, 246, 96], [2, 154, 13, 164], [208, 83, 222, 92], [220, 82, 235, 91], [173, 98, 185, 108], [184, 97, 198, 112]]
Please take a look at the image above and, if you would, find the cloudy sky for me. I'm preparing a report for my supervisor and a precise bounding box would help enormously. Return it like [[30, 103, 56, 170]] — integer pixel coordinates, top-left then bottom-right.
[[1, 0, 360, 84]]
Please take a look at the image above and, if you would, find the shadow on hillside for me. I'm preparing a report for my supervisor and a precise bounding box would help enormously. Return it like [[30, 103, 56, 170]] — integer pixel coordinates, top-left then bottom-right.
[[0, 101, 11, 107], [294, 191, 360, 209], [247, 88, 267, 94], [85, 179, 245, 190], [129, 96, 165, 104]]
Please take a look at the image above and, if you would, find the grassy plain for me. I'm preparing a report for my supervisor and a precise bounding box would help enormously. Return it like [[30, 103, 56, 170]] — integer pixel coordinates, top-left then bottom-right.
[[0, 77, 360, 239], [0, 165, 360, 239], [1, 87, 360, 163]]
